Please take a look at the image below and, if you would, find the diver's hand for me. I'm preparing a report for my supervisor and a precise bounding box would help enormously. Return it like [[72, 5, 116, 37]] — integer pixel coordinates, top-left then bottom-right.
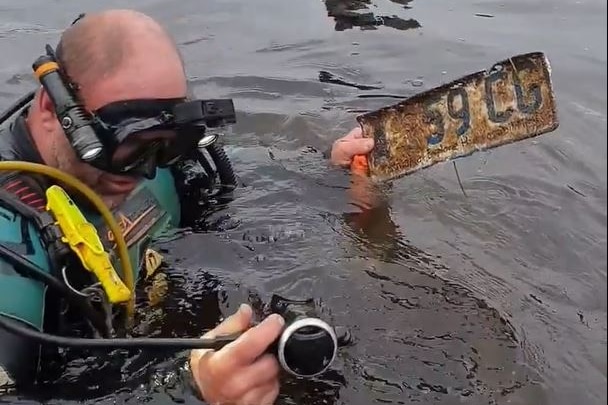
[[330, 127, 374, 167], [190, 304, 284, 405]]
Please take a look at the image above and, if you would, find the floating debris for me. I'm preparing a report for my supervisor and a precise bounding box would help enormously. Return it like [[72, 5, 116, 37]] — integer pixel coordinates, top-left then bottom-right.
[[475, 13, 495, 18], [411, 79, 424, 87], [529, 294, 543, 304], [567, 184, 586, 197], [146, 272, 169, 307], [318, 70, 382, 90]]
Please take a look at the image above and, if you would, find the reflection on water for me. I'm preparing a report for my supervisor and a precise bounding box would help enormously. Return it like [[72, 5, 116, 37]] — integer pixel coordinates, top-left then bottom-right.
[[323, 0, 421, 31], [316, 195, 549, 405]]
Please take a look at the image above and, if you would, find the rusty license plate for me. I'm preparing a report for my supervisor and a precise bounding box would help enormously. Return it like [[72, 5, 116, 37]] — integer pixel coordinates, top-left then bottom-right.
[[356, 52, 559, 181]]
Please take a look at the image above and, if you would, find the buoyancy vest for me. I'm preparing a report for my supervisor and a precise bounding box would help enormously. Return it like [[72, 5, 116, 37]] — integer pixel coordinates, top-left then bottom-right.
[[0, 111, 183, 387]]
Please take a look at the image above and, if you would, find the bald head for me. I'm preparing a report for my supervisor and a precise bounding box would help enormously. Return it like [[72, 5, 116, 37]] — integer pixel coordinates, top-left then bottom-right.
[[26, 9, 190, 208], [55, 9, 187, 109]]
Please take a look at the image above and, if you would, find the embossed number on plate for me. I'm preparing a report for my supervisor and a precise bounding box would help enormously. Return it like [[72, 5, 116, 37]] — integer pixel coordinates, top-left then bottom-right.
[[357, 52, 559, 181]]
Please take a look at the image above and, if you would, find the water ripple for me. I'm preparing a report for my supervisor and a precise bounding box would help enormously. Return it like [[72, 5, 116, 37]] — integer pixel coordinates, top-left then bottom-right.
[[0, 0, 605, 404]]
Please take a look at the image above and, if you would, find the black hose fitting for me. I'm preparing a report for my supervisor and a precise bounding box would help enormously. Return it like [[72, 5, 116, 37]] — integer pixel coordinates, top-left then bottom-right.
[[267, 295, 339, 378]]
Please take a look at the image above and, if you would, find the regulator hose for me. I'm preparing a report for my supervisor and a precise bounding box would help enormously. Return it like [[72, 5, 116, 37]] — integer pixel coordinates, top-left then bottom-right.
[[0, 161, 134, 314], [0, 90, 34, 124], [205, 143, 237, 195], [0, 242, 110, 337], [0, 311, 345, 378], [0, 315, 241, 350]]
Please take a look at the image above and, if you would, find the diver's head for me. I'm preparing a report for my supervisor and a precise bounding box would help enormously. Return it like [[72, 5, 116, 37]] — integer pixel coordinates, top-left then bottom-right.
[[27, 9, 188, 209]]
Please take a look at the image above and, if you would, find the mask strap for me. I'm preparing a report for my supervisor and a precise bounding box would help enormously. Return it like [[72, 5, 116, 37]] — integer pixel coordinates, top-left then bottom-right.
[[112, 116, 169, 143]]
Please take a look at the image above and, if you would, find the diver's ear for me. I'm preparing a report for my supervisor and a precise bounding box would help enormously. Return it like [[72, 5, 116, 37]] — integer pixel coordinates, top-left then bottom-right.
[[36, 87, 60, 131], [38, 87, 56, 117]]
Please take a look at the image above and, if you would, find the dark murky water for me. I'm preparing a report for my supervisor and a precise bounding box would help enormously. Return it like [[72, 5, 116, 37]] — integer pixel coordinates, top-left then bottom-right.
[[1, 0, 606, 404]]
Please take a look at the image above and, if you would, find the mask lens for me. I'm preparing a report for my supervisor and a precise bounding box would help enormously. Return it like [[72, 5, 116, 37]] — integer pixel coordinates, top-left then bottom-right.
[[110, 130, 199, 174], [92, 97, 230, 174], [156, 126, 208, 167], [110, 138, 164, 176]]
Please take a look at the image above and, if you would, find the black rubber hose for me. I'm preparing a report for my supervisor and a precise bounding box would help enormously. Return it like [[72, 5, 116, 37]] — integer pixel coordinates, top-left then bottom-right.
[[0, 242, 242, 350], [205, 143, 237, 194], [0, 90, 35, 124], [0, 314, 241, 350], [0, 243, 110, 337]]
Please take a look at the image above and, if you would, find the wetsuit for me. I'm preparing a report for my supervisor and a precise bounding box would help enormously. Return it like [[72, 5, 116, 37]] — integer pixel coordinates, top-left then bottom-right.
[[0, 108, 216, 387]]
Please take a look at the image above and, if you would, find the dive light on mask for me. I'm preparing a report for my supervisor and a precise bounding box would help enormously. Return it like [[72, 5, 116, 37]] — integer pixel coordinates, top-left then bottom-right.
[[32, 45, 104, 163]]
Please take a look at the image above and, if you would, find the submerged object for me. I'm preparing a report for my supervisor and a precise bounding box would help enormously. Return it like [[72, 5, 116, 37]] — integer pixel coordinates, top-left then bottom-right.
[[356, 52, 559, 181]]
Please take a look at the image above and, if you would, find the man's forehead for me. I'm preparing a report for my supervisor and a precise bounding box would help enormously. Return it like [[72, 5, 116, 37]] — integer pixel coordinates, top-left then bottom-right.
[[83, 60, 187, 111]]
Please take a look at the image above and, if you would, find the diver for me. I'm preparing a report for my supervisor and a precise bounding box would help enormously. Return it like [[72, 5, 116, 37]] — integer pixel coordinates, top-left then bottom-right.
[[0, 8, 375, 405]]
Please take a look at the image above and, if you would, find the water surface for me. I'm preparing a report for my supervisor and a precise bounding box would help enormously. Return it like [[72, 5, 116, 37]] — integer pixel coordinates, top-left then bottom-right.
[[0, 0, 606, 404]]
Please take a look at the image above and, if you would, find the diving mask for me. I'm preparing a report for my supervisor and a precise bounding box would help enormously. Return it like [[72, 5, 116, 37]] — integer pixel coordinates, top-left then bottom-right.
[[90, 97, 236, 179]]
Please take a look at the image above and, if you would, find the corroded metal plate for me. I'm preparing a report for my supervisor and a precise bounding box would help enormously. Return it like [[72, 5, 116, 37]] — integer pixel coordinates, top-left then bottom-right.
[[357, 52, 559, 181]]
